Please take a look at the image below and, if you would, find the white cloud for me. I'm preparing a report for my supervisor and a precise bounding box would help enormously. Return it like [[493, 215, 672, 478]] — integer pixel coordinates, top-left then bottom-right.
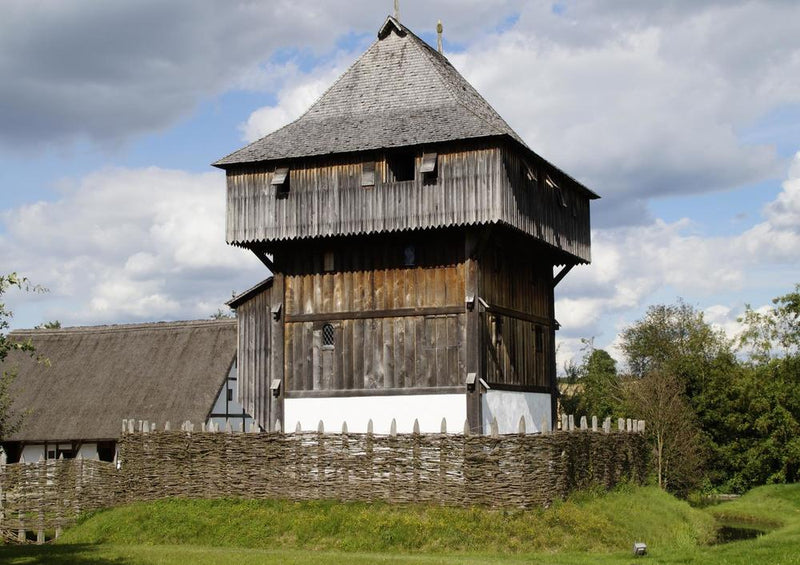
[[0, 0, 530, 150], [447, 1, 798, 210], [240, 64, 347, 143], [1, 167, 264, 326]]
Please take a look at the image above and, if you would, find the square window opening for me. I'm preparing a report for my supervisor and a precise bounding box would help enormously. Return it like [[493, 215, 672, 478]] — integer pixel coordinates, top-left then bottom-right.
[[387, 151, 415, 182]]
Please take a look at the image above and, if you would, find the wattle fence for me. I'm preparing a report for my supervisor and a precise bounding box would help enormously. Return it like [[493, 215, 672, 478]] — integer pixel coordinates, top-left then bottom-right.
[[0, 416, 648, 543]]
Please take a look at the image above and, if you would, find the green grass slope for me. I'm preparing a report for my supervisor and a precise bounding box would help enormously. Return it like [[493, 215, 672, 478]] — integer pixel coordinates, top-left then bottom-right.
[[5, 485, 800, 564], [56, 485, 713, 555]]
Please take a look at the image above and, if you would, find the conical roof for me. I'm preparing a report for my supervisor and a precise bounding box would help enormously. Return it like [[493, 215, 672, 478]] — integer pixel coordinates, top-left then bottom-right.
[[214, 17, 526, 167]]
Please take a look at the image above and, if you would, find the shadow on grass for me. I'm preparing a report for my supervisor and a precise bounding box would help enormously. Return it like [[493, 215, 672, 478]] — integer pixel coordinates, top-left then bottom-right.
[[0, 543, 132, 564]]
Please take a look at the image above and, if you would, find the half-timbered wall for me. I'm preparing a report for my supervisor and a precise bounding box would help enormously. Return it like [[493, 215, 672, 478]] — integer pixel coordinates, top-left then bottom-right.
[[226, 141, 591, 262]]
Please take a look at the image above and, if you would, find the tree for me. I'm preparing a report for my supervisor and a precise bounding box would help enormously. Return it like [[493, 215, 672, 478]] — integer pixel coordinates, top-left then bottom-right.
[[730, 284, 800, 490], [35, 320, 61, 329], [560, 341, 623, 419], [739, 283, 800, 360], [618, 301, 737, 493], [210, 308, 235, 320], [0, 273, 40, 440], [620, 300, 737, 400], [624, 370, 705, 495]]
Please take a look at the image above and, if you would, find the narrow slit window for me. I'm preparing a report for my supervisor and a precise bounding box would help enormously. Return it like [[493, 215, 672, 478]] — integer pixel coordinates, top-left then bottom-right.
[[361, 161, 375, 187], [323, 251, 335, 272], [546, 175, 567, 208], [404, 245, 416, 266], [272, 167, 290, 195], [526, 164, 537, 183], [535, 325, 544, 352], [322, 323, 335, 349]]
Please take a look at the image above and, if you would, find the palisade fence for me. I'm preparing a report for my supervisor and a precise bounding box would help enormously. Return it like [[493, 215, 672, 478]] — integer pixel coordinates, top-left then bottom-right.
[[0, 415, 648, 544]]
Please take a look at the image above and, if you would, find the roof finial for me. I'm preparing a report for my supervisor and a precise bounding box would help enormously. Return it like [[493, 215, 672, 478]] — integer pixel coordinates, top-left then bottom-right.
[[394, 0, 400, 21], [437, 20, 443, 54]]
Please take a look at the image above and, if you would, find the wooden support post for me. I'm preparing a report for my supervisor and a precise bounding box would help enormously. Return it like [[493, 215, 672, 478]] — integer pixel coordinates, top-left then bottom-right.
[[548, 267, 559, 431], [465, 231, 483, 434], [270, 273, 285, 432]]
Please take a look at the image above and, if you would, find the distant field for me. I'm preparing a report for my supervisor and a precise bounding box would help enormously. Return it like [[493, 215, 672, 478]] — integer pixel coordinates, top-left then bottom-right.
[[2, 484, 799, 564]]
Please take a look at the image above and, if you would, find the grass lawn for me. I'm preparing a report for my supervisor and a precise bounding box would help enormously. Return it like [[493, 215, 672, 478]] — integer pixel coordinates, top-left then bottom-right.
[[2, 484, 799, 564]]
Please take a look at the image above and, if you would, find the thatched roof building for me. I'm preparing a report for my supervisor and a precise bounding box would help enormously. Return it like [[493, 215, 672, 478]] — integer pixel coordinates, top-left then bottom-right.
[[2, 319, 237, 460]]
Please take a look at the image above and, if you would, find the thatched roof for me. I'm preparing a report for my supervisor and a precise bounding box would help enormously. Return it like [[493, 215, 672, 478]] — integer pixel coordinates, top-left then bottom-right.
[[213, 16, 525, 167], [3, 319, 236, 442]]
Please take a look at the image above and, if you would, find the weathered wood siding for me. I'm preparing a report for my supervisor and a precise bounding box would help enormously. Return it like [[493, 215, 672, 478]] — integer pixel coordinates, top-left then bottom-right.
[[236, 285, 272, 428], [479, 234, 554, 390], [500, 148, 591, 263], [279, 234, 466, 394], [226, 141, 591, 262]]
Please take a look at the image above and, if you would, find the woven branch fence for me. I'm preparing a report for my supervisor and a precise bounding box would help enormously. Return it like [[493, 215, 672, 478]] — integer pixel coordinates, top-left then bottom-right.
[[1, 415, 648, 543]]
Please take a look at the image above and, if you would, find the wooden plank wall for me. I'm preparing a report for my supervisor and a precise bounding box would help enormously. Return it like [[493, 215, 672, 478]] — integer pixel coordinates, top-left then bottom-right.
[[482, 314, 550, 390], [280, 234, 466, 393], [285, 315, 463, 393], [236, 286, 272, 428], [225, 141, 591, 263], [500, 147, 591, 263], [479, 232, 554, 390]]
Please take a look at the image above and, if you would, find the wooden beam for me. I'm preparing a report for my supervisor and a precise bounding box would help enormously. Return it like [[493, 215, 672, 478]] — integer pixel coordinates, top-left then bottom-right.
[[286, 386, 463, 399], [465, 232, 482, 434], [252, 249, 275, 272], [553, 264, 574, 288], [483, 304, 552, 327], [270, 273, 285, 432], [285, 305, 464, 323]]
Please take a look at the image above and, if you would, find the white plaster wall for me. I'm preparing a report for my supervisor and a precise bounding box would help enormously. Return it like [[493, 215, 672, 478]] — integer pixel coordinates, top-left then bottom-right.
[[21, 444, 45, 462], [285, 394, 466, 434], [481, 390, 551, 434], [20, 443, 100, 462], [77, 443, 98, 460]]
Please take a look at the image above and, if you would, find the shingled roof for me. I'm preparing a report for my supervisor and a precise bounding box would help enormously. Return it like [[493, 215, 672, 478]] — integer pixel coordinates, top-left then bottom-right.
[[214, 16, 526, 167], [3, 319, 236, 442]]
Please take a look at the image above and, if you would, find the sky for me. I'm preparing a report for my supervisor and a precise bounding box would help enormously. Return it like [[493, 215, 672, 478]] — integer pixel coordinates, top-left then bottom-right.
[[1, 0, 799, 370]]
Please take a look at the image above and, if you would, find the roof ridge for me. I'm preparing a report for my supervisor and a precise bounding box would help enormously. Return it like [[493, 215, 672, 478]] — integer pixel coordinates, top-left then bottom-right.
[[405, 33, 504, 138], [10, 318, 236, 337], [406, 32, 525, 145]]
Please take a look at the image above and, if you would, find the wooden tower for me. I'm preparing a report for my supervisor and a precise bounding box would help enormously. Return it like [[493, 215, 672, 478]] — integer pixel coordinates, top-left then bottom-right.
[[216, 17, 598, 434]]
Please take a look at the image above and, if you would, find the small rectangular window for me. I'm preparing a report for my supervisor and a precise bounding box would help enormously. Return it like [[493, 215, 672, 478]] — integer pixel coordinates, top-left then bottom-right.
[[272, 167, 290, 195], [420, 152, 437, 173], [227, 388, 233, 402], [535, 325, 544, 352], [362, 161, 375, 187], [323, 251, 335, 272], [546, 175, 567, 208]]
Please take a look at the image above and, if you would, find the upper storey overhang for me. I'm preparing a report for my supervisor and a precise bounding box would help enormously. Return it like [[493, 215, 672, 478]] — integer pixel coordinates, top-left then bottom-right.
[[216, 16, 598, 264]]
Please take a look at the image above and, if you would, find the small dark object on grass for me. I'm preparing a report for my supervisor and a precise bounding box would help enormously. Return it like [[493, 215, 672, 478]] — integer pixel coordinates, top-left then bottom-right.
[[633, 541, 647, 556]]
